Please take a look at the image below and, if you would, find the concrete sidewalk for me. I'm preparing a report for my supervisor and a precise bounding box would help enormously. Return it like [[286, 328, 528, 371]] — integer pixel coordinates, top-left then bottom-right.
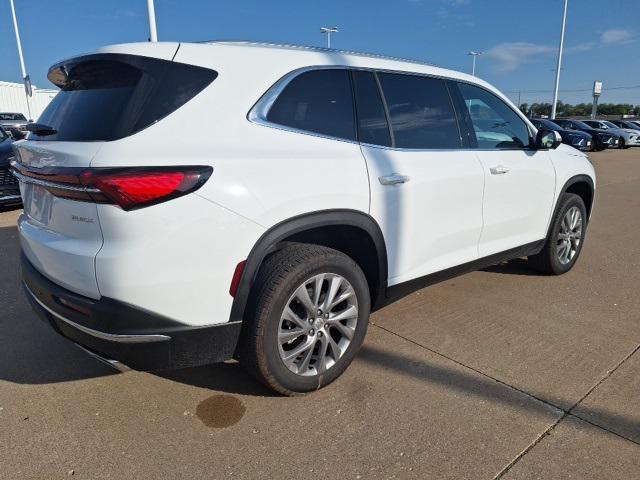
[[0, 149, 638, 479]]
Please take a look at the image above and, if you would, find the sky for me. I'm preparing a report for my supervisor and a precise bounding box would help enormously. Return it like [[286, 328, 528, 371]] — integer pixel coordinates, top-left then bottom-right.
[[1, 0, 639, 106]]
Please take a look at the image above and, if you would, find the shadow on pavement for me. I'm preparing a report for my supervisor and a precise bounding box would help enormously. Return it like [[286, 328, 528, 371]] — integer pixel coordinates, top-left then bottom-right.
[[158, 362, 277, 397], [0, 225, 116, 385], [358, 343, 640, 443], [481, 258, 546, 276]]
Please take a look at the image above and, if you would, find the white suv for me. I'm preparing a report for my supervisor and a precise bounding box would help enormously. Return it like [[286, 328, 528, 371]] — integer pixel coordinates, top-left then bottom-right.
[[13, 41, 595, 395]]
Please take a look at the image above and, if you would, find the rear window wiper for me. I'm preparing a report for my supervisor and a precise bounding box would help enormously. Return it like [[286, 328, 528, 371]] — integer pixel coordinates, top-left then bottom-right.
[[26, 123, 57, 136]]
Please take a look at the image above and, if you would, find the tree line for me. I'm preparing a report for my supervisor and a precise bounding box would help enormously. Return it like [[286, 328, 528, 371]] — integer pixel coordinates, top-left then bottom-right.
[[518, 102, 640, 118]]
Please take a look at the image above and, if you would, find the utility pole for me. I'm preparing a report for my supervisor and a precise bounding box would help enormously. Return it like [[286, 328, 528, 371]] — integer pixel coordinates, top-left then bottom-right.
[[147, 0, 158, 42], [9, 0, 32, 120], [551, 0, 568, 119], [467, 51, 482, 76], [320, 27, 338, 49]]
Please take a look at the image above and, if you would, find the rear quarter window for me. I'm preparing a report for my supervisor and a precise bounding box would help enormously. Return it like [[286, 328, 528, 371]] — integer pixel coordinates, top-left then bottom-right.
[[266, 69, 356, 141]]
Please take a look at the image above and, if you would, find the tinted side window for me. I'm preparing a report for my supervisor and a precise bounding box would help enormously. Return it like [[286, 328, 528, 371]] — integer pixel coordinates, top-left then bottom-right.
[[457, 82, 530, 149], [377, 73, 460, 149], [267, 69, 355, 141], [352, 71, 391, 147]]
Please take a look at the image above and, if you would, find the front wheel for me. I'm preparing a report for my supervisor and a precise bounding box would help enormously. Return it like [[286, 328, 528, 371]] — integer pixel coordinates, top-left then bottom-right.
[[527, 193, 587, 275], [240, 244, 370, 395]]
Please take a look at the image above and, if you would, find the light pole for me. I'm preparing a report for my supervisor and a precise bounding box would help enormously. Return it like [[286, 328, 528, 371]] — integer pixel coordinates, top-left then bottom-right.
[[320, 27, 339, 49], [9, 0, 32, 120], [147, 0, 158, 42], [467, 51, 482, 76], [551, 0, 568, 119]]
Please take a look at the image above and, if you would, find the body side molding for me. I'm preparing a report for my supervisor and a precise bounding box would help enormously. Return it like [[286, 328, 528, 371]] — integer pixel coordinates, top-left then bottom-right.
[[384, 240, 546, 306]]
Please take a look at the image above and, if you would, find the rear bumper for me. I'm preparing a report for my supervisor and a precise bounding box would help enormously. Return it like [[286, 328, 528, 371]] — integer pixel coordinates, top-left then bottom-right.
[[21, 252, 242, 371]]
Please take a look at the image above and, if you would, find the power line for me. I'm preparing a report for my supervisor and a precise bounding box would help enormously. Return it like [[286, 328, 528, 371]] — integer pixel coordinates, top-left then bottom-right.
[[504, 85, 640, 95]]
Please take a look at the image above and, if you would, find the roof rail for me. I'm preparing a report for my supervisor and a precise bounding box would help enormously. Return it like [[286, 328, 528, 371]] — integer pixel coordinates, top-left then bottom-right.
[[198, 40, 438, 68]]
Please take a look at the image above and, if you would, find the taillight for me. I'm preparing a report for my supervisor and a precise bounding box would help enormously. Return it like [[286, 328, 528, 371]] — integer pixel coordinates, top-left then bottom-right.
[[10, 161, 212, 211]]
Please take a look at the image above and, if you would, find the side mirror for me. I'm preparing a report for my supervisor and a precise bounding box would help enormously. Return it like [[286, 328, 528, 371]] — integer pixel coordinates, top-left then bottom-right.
[[535, 129, 562, 150]]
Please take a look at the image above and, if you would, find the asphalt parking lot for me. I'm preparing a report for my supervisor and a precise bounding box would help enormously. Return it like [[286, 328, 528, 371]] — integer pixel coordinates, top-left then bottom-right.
[[1, 148, 639, 479]]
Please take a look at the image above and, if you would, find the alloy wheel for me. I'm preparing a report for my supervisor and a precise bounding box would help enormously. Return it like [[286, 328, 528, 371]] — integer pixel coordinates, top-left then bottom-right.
[[277, 273, 358, 376], [557, 206, 583, 265]]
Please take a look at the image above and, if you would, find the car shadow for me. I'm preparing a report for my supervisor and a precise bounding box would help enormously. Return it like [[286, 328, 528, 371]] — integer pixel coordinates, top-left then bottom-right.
[[358, 343, 640, 443], [481, 258, 547, 276], [0, 225, 116, 385], [157, 362, 278, 397]]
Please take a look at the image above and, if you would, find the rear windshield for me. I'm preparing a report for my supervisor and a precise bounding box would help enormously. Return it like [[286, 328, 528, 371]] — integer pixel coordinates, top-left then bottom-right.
[[34, 53, 217, 141]]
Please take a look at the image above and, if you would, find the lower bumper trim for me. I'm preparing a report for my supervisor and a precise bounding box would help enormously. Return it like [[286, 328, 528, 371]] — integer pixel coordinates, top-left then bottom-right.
[[24, 282, 170, 344]]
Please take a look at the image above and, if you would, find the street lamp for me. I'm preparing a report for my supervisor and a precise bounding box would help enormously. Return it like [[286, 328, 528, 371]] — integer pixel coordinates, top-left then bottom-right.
[[9, 0, 32, 120], [320, 27, 339, 49], [467, 51, 482, 76], [146, 0, 158, 42], [551, 0, 569, 119]]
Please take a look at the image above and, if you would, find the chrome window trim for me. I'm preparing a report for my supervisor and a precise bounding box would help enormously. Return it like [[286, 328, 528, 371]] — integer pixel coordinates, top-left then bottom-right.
[[24, 282, 171, 344], [247, 65, 537, 153]]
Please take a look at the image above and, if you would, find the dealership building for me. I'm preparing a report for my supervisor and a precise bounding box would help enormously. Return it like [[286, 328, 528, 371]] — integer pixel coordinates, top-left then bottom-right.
[[0, 80, 57, 121]]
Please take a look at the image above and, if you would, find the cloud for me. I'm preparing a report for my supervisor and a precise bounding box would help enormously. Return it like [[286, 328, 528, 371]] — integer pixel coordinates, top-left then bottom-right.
[[565, 42, 597, 53], [484, 38, 603, 74], [600, 28, 635, 45], [484, 42, 556, 73]]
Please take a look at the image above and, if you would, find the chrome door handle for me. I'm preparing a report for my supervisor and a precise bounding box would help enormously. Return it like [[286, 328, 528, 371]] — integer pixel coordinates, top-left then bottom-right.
[[379, 174, 410, 185], [490, 165, 510, 175]]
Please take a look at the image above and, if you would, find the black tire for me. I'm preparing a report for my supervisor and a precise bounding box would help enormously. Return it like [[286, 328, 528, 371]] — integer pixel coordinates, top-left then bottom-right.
[[619, 138, 627, 149], [527, 193, 588, 275], [240, 244, 370, 395]]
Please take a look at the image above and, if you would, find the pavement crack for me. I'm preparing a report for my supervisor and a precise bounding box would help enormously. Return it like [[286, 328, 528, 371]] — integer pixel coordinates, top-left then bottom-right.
[[566, 343, 640, 416], [493, 414, 566, 480], [371, 323, 563, 411], [370, 324, 640, 478]]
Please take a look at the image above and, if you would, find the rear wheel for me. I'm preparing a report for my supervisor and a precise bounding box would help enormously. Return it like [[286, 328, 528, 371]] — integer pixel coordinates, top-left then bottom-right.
[[620, 138, 628, 149], [240, 244, 370, 395], [527, 193, 587, 275]]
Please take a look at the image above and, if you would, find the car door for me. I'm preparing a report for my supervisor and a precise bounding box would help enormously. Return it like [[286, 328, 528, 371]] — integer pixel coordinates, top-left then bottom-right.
[[355, 70, 485, 286], [453, 82, 556, 257]]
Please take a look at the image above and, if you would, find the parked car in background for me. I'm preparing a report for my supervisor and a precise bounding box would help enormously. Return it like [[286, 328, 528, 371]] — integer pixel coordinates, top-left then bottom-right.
[[0, 112, 29, 138], [553, 119, 621, 151], [530, 118, 592, 151], [582, 120, 640, 149], [609, 119, 640, 131], [0, 126, 20, 207], [12, 41, 596, 395]]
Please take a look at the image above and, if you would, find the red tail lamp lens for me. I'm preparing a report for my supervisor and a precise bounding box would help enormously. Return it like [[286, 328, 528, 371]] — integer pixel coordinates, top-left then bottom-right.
[[80, 167, 212, 210], [10, 160, 212, 211]]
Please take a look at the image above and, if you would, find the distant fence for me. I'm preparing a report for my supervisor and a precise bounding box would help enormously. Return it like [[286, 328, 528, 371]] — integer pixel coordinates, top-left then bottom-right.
[[0, 81, 58, 121]]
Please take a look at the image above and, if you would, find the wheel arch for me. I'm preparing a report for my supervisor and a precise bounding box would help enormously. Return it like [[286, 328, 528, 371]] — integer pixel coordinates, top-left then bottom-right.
[[229, 209, 389, 323], [562, 174, 595, 219]]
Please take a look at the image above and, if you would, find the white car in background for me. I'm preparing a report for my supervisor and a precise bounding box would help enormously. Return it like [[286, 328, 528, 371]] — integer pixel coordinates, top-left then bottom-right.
[[583, 119, 640, 148], [13, 41, 595, 395]]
